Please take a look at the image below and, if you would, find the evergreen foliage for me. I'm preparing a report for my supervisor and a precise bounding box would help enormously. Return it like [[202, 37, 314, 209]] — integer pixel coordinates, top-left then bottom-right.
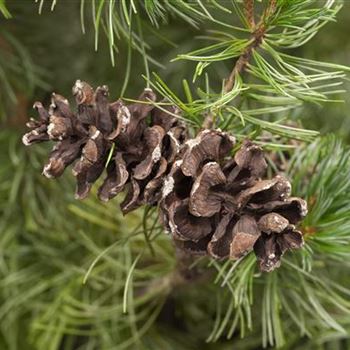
[[1, 1, 350, 349]]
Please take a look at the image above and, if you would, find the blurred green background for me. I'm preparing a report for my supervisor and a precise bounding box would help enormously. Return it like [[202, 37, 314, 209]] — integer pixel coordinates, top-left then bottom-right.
[[1, 1, 350, 350]]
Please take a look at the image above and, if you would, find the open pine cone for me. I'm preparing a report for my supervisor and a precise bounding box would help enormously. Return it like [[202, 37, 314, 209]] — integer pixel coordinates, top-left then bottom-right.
[[23, 81, 307, 272], [22, 80, 187, 213], [160, 131, 308, 272]]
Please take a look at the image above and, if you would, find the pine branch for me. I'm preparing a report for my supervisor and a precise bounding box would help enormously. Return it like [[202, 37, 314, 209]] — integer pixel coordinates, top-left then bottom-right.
[[243, 0, 255, 30], [217, 0, 276, 94], [167, 1, 347, 140], [202, 0, 275, 129], [223, 21, 264, 93]]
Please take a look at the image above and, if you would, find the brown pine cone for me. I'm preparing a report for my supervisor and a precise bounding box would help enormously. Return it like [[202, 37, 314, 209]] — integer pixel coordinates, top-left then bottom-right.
[[22, 80, 187, 213], [160, 131, 307, 272]]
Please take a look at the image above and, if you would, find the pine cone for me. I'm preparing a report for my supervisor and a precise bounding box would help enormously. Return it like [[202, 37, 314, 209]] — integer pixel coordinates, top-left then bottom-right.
[[160, 131, 307, 272], [22, 80, 187, 213]]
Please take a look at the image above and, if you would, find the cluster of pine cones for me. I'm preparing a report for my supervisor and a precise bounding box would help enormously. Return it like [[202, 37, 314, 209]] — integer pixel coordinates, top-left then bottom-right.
[[23, 81, 307, 272]]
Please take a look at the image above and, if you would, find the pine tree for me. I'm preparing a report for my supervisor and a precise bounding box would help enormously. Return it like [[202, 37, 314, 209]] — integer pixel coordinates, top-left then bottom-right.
[[1, 1, 350, 349]]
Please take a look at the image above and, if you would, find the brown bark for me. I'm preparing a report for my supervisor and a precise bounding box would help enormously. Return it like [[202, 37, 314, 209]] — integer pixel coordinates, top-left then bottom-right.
[[223, 24, 266, 93], [244, 0, 255, 30]]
